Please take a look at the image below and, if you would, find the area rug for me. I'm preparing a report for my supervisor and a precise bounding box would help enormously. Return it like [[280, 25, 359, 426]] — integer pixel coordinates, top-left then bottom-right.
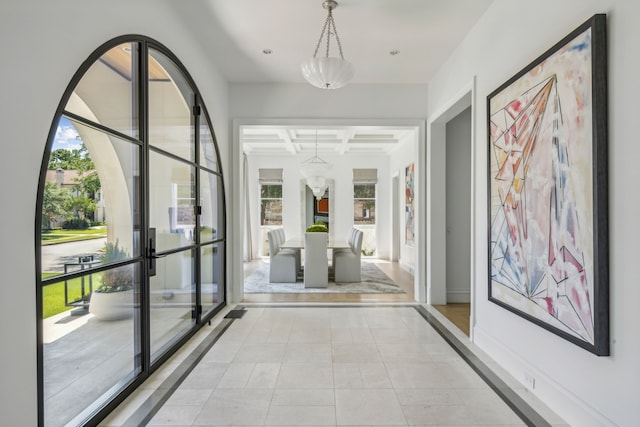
[[244, 261, 405, 294]]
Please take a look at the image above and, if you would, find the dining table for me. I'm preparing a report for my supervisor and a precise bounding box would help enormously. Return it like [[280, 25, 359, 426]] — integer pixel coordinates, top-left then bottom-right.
[[280, 238, 350, 250]]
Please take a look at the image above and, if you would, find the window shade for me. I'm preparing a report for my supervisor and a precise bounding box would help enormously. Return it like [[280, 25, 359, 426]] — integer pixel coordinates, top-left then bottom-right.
[[259, 168, 283, 183], [352, 168, 377, 184]]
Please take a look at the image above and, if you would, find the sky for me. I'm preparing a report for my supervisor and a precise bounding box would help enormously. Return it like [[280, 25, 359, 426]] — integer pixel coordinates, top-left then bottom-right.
[[53, 116, 82, 151]]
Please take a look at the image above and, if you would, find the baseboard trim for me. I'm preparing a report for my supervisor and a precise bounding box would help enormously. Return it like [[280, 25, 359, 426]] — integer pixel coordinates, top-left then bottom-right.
[[446, 289, 470, 303], [474, 327, 617, 427], [399, 261, 414, 275]]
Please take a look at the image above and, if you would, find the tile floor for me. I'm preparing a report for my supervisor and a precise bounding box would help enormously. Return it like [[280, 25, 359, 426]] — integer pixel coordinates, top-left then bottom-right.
[[97, 304, 566, 426]]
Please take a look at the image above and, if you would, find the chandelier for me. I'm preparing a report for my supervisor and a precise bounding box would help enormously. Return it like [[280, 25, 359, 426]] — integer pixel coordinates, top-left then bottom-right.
[[301, 0, 354, 89], [300, 130, 332, 199]]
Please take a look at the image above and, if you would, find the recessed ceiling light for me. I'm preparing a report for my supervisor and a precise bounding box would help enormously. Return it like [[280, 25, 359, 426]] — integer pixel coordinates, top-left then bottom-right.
[[390, 50, 400, 56], [262, 49, 273, 55]]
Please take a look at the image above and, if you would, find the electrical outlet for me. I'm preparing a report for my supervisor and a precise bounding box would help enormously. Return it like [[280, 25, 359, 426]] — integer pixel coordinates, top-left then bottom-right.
[[524, 373, 535, 389]]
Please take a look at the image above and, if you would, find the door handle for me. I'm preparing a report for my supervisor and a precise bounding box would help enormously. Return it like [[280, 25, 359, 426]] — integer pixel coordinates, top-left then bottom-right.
[[148, 228, 157, 276]]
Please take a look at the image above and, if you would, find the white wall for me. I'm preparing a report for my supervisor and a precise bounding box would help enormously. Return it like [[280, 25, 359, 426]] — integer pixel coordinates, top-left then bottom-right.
[[0, 2, 229, 425], [246, 153, 391, 258], [389, 134, 419, 274], [445, 107, 472, 303], [230, 83, 428, 120], [429, 1, 639, 425]]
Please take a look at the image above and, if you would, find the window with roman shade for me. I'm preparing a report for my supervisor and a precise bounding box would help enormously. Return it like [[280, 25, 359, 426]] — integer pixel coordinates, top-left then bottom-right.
[[259, 168, 283, 225], [353, 168, 377, 225]]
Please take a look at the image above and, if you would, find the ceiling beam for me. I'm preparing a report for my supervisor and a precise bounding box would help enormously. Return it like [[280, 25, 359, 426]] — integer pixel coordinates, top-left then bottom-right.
[[338, 130, 356, 155], [277, 130, 297, 154]]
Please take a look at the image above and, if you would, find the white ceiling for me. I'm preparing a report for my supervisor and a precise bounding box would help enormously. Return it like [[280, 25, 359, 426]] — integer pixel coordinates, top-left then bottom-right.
[[171, 0, 493, 153], [180, 0, 493, 84]]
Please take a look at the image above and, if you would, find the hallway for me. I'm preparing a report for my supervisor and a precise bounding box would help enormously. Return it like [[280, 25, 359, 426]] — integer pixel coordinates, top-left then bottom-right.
[[101, 305, 566, 426]]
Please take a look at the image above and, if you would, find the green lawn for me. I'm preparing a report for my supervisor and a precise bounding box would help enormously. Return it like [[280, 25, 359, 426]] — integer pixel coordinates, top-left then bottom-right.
[[42, 273, 98, 318], [41, 227, 107, 245], [41, 227, 107, 318]]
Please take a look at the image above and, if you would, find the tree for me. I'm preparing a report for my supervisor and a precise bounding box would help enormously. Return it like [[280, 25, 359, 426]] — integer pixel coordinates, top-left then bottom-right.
[[73, 171, 101, 199], [42, 182, 70, 229], [48, 143, 95, 171], [64, 195, 96, 222], [45, 141, 102, 228]]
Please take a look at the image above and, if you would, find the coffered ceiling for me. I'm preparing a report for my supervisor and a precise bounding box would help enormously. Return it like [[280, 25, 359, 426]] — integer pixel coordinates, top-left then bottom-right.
[[241, 125, 417, 155]]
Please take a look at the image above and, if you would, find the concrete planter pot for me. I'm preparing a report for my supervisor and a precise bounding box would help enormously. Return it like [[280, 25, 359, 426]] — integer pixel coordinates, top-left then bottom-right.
[[89, 289, 134, 321]]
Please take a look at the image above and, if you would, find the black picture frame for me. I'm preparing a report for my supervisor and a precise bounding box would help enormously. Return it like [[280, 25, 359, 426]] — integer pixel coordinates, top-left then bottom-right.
[[487, 14, 608, 355]]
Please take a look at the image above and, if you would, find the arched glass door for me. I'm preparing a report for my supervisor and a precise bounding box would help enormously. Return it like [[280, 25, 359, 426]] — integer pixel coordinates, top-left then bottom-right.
[[37, 37, 226, 426]]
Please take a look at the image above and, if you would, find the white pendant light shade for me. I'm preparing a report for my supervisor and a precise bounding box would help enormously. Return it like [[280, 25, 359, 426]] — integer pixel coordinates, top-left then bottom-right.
[[301, 56, 354, 89], [301, 157, 332, 199], [300, 156, 333, 180], [302, 0, 353, 90], [305, 175, 329, 199], [300, 130, 333, 200]]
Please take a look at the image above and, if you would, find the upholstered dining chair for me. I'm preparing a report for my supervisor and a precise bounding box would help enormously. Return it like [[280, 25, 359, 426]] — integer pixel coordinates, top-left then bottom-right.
[[334, 228, 363, 283], [304, 232, 328, 288], [276, 228, 300, 272], [332, 227, 357, 267], [267, 230, 298, 283]]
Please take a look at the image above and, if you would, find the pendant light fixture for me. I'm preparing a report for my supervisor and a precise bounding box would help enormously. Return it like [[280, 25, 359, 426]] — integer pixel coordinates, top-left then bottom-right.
[[301, 0, 354, 89], [300, 130, 332, 199]]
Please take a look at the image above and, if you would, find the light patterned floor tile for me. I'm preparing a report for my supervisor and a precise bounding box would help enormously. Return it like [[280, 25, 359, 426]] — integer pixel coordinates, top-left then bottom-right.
[[335, 389, 406, 426], [265, 405, 336, 425], [246, 362, 281, 388], [148, 405, 202, 425], [271, 389, 335, 406], [109, 306, 557, 427], [276, 363, 334, 388], [192, 388, 273, 426]]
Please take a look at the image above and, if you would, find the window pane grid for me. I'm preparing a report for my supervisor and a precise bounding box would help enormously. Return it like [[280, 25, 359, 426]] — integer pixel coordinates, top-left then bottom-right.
[[39, 36, 227, 427], [261, 184, 282, 226], [354, 184, 376, 225]]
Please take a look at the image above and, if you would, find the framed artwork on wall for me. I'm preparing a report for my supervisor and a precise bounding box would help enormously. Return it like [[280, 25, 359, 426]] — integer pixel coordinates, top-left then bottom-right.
[[317, 198, 328, 214], [405, 162, 415, 246], [487, 14, 608, 355]]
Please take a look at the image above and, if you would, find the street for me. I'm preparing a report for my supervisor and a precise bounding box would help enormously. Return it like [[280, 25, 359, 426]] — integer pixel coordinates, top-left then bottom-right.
[[41, 237, 107, 273]]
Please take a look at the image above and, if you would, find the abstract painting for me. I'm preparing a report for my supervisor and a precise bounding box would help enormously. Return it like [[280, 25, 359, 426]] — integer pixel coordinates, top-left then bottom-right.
[[405, 162, 415, 245], [487, 15, 608, 355]]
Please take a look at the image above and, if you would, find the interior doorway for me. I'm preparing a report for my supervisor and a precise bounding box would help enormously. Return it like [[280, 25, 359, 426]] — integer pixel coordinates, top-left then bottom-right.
[[427, 82, 475, 337], [433, 107, 472, 336], [303, 182, 332, 232], [234, 119, 425, 304]]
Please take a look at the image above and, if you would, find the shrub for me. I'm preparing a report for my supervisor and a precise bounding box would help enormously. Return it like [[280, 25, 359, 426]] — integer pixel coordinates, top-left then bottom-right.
[[96, 240, 134, 293], [63, 218, 90, 230], [306, 224, 328, 232]]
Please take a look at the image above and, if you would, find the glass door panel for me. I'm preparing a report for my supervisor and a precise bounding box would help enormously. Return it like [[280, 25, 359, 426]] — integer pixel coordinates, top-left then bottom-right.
[[200, 242, 224, 318], [149, 249, 195, 361], [147, 45, 197, 359], [148, 48, 195, 162], [200, 170, 224, 242], [65, 42, 139, 138], [198, 114, 218, 172], [149, 151, 195, 249], [42, 117, 141, 281], [43, 266, 142, 427]]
